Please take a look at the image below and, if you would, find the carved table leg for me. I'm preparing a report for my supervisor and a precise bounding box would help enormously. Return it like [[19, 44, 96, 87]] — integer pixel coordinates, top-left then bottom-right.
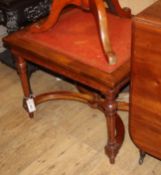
[[103, 91, 125, 164], [16, 56, 35, 118]]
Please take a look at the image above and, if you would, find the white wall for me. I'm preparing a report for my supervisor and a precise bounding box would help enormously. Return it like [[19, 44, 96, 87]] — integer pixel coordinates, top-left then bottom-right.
[[120, 0, 157, 14]]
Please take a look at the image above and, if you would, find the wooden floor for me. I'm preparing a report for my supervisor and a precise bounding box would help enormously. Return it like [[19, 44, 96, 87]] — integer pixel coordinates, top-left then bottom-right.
[[0, 62, 160, 175]]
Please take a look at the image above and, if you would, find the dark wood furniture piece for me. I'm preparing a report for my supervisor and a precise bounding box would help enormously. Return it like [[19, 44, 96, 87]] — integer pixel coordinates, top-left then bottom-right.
[[0, 0, 52, 76], [130, 0, 161, 164], [0, 0, 129, 32], [4, 0, 132, 164], [0, 0, 51, 32]]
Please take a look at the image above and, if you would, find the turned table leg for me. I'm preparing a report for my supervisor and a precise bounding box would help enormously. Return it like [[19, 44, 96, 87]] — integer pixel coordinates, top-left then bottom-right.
[[16, 56, 35, 118], [103, 92, 125, 164]]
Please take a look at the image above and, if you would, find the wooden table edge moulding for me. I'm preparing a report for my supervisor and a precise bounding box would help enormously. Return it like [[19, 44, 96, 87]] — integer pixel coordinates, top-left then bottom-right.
[[3, 0, 132, 164]]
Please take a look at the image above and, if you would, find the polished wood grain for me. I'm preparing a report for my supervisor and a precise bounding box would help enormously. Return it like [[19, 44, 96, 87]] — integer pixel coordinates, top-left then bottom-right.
[[3, 0, 131, 164], [130, 0, 161, 163], [106, 0, 131, 17]]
